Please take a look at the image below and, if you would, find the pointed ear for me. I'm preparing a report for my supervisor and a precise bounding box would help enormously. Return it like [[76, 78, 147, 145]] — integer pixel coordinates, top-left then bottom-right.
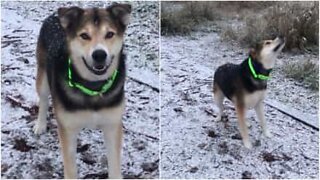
[[58, 7, 84, 30], [107, 3, 132, 27], [249, 48, 257, 59]]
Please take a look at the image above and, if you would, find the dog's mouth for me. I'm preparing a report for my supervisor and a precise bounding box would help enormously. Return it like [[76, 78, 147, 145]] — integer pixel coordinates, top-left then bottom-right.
[[82, 57, 108, 75], [273, 37, 285, 52]]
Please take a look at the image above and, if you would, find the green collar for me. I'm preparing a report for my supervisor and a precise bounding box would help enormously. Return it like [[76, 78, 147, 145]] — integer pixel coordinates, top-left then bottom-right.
[[248, 57, 270, 80], [67, 58, 118, 96]]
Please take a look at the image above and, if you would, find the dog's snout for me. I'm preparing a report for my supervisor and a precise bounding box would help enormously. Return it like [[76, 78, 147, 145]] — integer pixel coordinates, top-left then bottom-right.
[[92, 50, 107, 63], [276, 35, 285, 42]]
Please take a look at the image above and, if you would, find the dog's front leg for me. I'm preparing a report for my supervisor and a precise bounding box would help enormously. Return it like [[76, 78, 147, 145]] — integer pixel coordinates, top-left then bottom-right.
[[102, 122, 123, 179], [57, 124, 79, 179], [254, 101, 271, 137], [235, 104, 252, 149]]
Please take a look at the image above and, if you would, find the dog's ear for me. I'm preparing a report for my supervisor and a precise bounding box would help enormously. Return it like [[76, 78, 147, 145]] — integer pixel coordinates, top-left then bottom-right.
[[107, 3, 132, 27], [58, 7, 84, 30], [249, 48, 257, 59]]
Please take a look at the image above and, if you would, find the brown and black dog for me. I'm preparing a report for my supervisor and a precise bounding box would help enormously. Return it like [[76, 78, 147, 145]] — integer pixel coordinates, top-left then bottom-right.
[[34, 3, 131, 178], [213, 37, 285, 149]]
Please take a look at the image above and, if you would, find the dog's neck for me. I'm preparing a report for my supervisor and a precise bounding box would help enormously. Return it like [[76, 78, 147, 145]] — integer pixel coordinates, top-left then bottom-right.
[[239, 57, 269, 91], [68, 54, 124, 93], [246, 56, 272, 80]]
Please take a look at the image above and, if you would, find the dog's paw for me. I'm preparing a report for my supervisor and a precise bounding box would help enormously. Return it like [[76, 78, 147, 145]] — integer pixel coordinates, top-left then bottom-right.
[[243, 141, 253, 149], [33, 120, 47, 135], [216, 115, 222, 121], [246, 120, 251, 127], [216, 113, 226, 122], [263, 129, 272, 138], [108, 174, 122, 179]]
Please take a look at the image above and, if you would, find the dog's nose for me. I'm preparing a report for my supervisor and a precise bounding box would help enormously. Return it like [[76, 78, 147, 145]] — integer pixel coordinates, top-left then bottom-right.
[[278, 35, 285, 41], [92, 50, 107, 63]]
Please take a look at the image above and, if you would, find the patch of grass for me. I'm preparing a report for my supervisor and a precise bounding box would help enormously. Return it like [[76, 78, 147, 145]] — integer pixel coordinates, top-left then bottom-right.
[[161, 2, 221, 36], [283, 59, 319, 90], [222, 1, 319, 51], [161, 9, 196, 36], [162, 2, 318, 51]]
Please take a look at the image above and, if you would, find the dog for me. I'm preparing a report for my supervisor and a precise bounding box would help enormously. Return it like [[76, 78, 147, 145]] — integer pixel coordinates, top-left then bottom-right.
[[34, 3, 131, 178], [213, 36, 285, 149]]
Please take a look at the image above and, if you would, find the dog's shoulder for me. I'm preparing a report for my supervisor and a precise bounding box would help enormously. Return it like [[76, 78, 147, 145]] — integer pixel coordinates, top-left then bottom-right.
[[214, 62, 241, 83]]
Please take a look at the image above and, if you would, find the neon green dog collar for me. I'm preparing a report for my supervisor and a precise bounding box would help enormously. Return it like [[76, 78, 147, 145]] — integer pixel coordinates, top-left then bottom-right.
[[248, 57, 270, 80], [67, 58, 118, 96]]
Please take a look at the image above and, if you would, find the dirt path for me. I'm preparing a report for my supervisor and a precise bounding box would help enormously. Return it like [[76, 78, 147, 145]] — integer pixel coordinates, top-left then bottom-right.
[[160, 29, 318, 178], [1, 1, 159, 178]]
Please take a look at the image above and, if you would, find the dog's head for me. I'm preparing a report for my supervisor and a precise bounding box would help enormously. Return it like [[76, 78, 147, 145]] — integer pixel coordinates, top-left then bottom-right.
[[249, 36, 285, 69], [58, 3, 131, 81]]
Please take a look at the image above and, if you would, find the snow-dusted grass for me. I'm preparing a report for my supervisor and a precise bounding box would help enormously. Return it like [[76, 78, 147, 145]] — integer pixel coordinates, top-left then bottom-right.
[[1, 1, 159, 178], [282, 59, 319, 91]]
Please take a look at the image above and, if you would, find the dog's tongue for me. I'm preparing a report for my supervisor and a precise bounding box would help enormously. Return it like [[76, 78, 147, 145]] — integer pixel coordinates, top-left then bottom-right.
[[95, 64, 105, 70], [93, 61, 107, 70]]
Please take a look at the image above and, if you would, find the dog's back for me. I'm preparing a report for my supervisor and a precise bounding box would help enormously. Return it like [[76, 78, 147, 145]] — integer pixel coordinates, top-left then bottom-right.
[[213, 63, 241, 100], [37, 13, 67, 64], [36, 13, 68, 94], [214, 60, 268, 101]]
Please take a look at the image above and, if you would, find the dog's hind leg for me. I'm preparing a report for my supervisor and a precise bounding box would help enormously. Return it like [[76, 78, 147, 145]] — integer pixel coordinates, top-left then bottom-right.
[[255, 101, 271, 137], [235, 104, 252, 149], [34, 40, 50, 134], [102, 122, 123, 179], [34, 70, 49, 134], [213, 83, 225, 121]]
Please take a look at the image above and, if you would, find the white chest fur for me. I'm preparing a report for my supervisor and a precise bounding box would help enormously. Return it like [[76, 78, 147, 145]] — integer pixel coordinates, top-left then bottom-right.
[[244, 90, 266, 109], [55, 100, 125, 130]]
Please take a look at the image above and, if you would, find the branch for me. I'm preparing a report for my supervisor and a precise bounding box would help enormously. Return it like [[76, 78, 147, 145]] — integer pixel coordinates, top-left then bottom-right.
[[127, 76, 159, 93], [123, 125, 159, 141]]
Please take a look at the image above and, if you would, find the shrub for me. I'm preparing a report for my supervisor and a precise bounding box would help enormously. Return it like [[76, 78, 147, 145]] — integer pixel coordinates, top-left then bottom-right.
[[283, 59, 319, 90], [161, 2, 220, 35], [222, 1, 319, 51], [161, 6, 196, 36], [162, 1, 319, 51]]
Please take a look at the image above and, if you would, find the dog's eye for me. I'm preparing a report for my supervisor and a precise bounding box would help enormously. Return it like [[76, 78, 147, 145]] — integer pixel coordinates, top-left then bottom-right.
[[265, 41, 271, 45], [105, 32, 114, 39], [80, 33, 91, 40]]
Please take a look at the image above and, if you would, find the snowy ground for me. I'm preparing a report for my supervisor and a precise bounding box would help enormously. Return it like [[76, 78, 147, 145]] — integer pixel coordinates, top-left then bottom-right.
[[160, 23, 319, 178], [1, 1, 159, 179]]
